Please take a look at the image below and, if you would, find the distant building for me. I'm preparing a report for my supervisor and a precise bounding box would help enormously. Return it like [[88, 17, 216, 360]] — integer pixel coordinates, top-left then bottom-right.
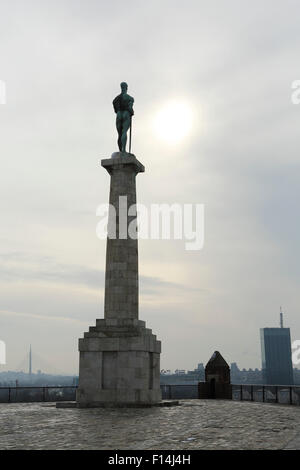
[[160, 363, 204, 385], [0, 371, 76, 387], [230, 363, 263, 384], [174, 369, 186, 375], [260, 313, 294, 385]]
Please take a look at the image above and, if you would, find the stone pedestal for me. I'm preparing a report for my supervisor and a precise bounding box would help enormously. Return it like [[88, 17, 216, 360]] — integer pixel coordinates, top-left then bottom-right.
[[76, 153, 162, 407]]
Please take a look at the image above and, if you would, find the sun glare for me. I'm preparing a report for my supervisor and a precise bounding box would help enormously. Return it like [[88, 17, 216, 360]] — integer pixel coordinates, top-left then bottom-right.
[[153, 100, 194, 144]]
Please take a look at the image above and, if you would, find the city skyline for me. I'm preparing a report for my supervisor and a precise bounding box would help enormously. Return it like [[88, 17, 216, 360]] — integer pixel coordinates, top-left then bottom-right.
[[1, 310, 298, 376]]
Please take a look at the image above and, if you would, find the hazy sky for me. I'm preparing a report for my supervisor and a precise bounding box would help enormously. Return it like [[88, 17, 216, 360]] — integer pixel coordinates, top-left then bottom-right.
[[0, 0, 300, 374]]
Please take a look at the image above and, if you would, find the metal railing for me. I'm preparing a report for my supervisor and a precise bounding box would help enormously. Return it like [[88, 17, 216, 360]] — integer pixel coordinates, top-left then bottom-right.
[[0, 386, 76, 403], [161, 383, 300, 405], [0, 383, 299, 405], [232, 384, 300, 406], [161, 384, 198, 400], [1, 384, 198, 402]]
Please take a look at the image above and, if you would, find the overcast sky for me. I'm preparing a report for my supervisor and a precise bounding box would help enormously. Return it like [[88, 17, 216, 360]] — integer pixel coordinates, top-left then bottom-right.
[[0, 0, 300, 374]]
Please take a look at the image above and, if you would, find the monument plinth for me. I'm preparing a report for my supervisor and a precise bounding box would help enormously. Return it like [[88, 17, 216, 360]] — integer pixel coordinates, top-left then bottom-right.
[[76, 153, 162, 407]]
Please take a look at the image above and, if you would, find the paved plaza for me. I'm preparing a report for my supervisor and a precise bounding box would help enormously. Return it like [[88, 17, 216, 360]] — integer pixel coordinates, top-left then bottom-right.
[[0, 400, 300, 450]]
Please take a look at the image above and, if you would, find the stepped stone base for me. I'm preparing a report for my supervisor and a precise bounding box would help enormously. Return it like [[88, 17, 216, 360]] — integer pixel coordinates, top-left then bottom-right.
[[76, 319, 162, 406]]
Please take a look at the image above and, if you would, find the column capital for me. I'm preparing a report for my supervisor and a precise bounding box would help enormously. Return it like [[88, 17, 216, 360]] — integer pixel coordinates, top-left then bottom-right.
[[101, 153, 145, 175]]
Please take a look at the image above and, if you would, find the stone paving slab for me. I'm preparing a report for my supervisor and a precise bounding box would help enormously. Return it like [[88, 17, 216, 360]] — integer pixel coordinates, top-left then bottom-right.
[[0, 400, 300, 450]]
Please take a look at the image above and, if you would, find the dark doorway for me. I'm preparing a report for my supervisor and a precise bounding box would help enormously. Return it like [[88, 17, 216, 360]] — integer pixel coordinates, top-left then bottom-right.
[[209, 378, 216, 398]]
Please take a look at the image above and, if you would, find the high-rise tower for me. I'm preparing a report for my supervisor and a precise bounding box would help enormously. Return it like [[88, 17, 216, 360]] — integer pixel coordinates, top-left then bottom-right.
[[29, 345, 32, 377], [260, 309, 294, 385]]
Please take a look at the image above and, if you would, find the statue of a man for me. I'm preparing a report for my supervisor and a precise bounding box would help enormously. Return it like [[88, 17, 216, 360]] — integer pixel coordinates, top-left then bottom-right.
[[113, 82, 134, 153]]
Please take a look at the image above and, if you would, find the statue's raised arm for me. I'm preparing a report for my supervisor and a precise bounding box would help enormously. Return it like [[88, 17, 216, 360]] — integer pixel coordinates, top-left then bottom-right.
[[113, 82, 134, 153]]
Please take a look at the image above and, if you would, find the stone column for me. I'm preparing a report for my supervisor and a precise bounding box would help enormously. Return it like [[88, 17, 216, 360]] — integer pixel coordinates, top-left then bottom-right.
[[76, 153, 161, 407], [103, 154, 143, 320]]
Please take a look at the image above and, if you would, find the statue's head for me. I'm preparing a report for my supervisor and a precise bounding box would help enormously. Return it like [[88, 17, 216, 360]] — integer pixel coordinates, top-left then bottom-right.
[[120, 82, 128, 93]]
